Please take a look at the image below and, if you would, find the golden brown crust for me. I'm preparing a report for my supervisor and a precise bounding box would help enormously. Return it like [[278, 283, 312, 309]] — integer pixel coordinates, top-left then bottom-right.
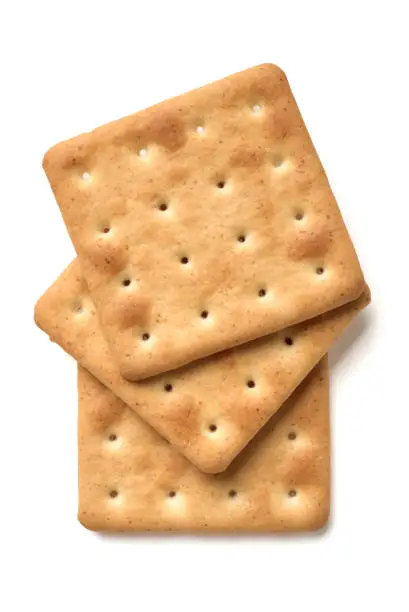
[[43, 64, 364, 380], [78, 359, 330, 532], [35, 260, 369, 473]]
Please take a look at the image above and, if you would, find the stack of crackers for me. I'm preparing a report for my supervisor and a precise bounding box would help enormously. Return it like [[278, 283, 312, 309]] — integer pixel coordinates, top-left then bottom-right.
[[35, 64, 369, 533]]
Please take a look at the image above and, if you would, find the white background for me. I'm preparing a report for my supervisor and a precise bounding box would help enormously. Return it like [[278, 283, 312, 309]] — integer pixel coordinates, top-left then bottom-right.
[[1, 1, 408, 610]]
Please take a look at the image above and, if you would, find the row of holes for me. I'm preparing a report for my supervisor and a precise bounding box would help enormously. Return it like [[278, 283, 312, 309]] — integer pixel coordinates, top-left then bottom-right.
[[118, 272, 323, 293], [85, 174, 283, 187], [108, 429, 297, 440], [162, 341, 293, 395], [140, 312, 208, 335], [80, 102, 267, 182], [101, 211, 306, 238], [83, 160, 284, 185], [119, 280, 278, 296], [136, 103, 263, 159], [157, 200, 302, 217], [118, 272, 324, 291], [83, 158, 284, 185], [108, 487, 298, 499], [73, 300, 298, 349], [83, 167, 284, 184], [120, 263, 322, 276], [73, 270, 324, 315], [207, 424, 297, 435], [73, 275, 324, 320]]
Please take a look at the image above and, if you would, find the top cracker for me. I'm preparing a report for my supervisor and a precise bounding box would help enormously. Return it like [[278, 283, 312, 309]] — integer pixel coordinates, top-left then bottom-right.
[[43, 64, 364, 381]]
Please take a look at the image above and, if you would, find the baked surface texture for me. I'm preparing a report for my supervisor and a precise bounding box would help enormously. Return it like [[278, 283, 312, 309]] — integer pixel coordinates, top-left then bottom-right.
[[78, 359, 330, 532], [35, 261, 369, 473], [43, 64, 364, 381]]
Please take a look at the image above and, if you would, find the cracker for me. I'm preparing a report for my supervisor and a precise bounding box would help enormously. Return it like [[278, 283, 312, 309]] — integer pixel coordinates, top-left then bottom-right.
[[43, 63, 364, 380], [35, 261, 370, 473], [78, 359, 330, 532]]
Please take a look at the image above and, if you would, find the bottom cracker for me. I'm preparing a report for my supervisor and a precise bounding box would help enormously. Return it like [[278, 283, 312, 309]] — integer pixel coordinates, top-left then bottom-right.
[[78, 359, 330, 532]]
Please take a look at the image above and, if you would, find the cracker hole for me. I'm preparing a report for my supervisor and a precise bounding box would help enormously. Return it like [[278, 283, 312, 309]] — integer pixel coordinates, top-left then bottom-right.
[[180, 256, 189, 265], [196, 125, 204, 134], [142, 333, 150, 341], [168, 490, 176, 498], [209, 424, 217, 433], [164, 383, 173, 392], [247, 380, 256, 388], [138, 148, 147, 158], [72, 302, 83, 314], [217, 180, 226, 189], [288, 489, 297, 498], [295, 212, 304, 221], [316, 266, 325, 275], [201, 310, 209, 319], [158, 202, 168, 212], [273, 157, 283, 168], [81, 172, 91, 182], [109, 490, 118, 498], [288, 432, 296, 440], [258, 288, 266, 297], [102, 226, 110, 234], [284, 337, 293, 346], [237, 234, 246, 243], [108, 434, 117, 441], [122, 278, 131, 287], [252, 103, 262, 113], [228, 489, 237, 498]]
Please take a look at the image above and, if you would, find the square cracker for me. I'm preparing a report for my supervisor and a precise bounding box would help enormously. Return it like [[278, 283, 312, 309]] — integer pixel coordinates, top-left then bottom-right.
[[78, 359, 330, 532], [35, 261, 369, 473], [43, 63, 364, 381]]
